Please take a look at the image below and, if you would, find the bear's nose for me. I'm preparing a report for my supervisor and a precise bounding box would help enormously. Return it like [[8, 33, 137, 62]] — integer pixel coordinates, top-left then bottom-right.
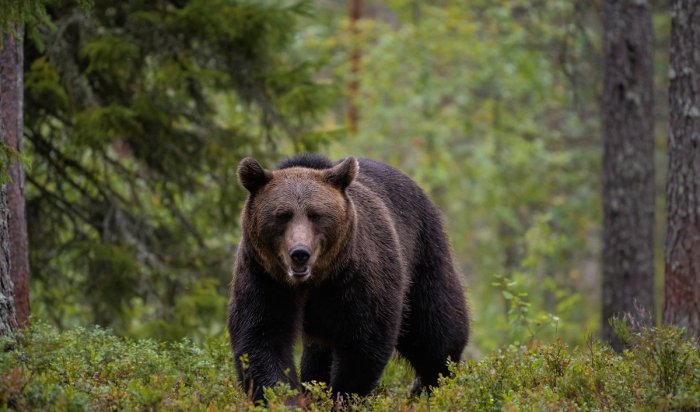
[[290, 246, 311, 265]]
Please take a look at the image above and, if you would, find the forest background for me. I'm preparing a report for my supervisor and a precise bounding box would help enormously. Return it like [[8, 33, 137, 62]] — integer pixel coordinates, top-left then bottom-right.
[[3, 0, 700, 409], [4, 0, 673, 353]]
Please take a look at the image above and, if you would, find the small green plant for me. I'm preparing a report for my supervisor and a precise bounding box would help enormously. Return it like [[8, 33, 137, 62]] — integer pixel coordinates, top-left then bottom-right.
[[492, 274, 560, 345]]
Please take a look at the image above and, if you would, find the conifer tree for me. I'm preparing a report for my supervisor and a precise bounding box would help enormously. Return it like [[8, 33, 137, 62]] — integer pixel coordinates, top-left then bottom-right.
[[23, 0, 333, 333]]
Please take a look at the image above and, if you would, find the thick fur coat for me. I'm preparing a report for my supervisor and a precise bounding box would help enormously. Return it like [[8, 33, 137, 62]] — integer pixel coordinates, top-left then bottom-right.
[[228, 154, 469, 401]]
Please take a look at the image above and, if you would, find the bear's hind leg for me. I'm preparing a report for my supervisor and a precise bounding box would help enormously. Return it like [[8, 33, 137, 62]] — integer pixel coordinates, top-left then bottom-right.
[[300, 344, 332, 385], [397, 246, 469, 394], [398, 310, 464, 395], [397, 296, 467, 393]]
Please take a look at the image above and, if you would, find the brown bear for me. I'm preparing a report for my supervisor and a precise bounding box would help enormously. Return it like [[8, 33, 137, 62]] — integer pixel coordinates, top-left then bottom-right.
[[228, 154, 469, 402]]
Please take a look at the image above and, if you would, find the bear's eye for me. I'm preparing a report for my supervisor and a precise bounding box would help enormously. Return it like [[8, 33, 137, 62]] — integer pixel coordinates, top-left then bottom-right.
[[275, 211, 293, 222], [308, 212, 322, 222]]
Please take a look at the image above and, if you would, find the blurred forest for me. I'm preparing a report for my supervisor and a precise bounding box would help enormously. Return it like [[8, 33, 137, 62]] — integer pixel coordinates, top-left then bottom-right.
[[0, 0, 680, 356]]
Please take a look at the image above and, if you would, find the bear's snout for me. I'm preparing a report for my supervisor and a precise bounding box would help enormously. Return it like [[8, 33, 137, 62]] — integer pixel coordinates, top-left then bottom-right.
[[290, 246, 311, 266], [287, 243, 313, 281]]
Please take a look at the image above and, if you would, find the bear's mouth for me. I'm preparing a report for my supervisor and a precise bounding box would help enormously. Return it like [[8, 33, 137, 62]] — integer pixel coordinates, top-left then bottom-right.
[[287, 265, 311, 281]]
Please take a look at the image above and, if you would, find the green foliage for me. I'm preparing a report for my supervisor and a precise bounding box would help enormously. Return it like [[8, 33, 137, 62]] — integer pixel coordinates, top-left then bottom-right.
[[0, 0, 93, 43], [432, 326, 700, 411], [24, 57, 69, 110], [0, 143, 30, 185], [24, 0, 338, 337], [492, 274, 561, 345], [126, 278, 228, 342], [300, 0, 602, 352], [0, 0, 47, 33], [0, 322, 245, 410], [13, 0, 671, 372], [1, 323, 698, 411]]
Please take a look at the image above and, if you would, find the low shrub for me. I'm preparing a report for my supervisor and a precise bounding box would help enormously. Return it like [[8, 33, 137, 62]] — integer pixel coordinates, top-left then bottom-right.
[[1, 322, 698, 411]]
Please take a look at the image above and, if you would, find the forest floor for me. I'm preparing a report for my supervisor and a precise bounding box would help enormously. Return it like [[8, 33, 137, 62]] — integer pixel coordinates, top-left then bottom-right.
[[1, 322, 698, 411]]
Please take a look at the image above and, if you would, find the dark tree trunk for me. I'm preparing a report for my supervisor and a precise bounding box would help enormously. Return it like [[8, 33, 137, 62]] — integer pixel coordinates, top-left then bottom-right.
[[347, 0, 362, 134], [0, 184, 17, 335], [601, 0, 655, 350], [0, 28, 29, 328], [663, 0, 700, 338]]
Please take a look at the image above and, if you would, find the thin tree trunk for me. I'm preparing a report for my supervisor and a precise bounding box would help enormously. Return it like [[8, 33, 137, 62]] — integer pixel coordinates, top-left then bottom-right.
[[663, 0, 700, 338], [347, 0, 361, 134], [0, 28, 29, 327], [601, 0, 655, 350], [0, 183, 17, 335]]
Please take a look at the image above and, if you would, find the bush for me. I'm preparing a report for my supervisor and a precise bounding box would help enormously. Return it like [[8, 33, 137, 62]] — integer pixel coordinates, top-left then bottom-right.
[[0, 323, 245, 411], [1, 322, 698, 411]]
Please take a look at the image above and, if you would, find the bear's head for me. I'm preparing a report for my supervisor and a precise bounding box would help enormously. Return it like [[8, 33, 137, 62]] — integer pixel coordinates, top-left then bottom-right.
[[237, 156, 358, 285]]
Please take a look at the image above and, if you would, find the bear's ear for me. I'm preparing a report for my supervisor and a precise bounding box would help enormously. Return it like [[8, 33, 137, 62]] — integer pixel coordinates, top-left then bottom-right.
[[237, 157, 272, 194], [325, 156, 358, 191]]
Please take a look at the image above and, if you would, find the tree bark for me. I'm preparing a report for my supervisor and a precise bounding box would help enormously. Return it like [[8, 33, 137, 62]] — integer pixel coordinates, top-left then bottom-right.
[[347, 0, 362, 135], [663, 0, 700, 338], [0, 183, 17, 335], [601, 0, 655, 350], [0, 28, 29, 327]]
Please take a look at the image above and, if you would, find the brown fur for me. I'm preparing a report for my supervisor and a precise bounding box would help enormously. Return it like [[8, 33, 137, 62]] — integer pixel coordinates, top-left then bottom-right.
[[238, 159, 358, 287], [228, 154, 469, 402]]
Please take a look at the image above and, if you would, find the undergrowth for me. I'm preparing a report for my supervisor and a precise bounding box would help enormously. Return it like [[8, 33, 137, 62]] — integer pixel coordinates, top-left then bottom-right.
[[1, 322, 698, 411]]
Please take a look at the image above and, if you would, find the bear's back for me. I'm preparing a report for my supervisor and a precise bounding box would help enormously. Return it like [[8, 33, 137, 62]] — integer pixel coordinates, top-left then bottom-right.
[[276, 155, 430, 209], [276, 155, 434, 225], [277, 153, 335, 170]]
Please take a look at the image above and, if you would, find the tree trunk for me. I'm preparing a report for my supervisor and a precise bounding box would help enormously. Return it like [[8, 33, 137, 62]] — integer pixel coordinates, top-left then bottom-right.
[[663, 0, 700, 338], [601, 0, 655, 350], [0, 184, 17, 335], [347, 0, 362, 134], [0, 28, 29, 328]]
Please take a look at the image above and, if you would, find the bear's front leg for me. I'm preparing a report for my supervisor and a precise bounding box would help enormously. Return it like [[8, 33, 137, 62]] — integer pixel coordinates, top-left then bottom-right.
[[228, 267, 299, 401], [301, 344, 332, 385], [324, 268, 404, 400], [330, 337, 396, 399]]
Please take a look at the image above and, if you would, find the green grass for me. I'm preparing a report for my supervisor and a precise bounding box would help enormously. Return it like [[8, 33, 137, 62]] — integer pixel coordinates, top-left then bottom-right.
[[1, 322, 698, 411]]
